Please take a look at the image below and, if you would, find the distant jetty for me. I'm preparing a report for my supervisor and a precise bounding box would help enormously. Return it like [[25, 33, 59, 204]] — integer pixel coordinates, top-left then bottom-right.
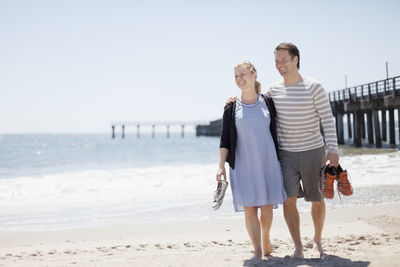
[[195, 119, 222, 136], [196, 76, 400, 148]]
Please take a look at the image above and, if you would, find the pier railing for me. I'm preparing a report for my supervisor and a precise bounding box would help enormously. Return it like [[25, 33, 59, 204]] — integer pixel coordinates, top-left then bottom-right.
[[329, 76, 400, 103]]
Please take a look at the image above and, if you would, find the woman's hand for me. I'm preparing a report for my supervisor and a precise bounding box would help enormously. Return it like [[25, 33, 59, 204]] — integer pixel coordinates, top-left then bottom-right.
[[216, 166, 226, 182]]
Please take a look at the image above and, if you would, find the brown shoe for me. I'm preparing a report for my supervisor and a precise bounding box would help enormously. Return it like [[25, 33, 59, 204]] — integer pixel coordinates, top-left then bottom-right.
[[321, 165, 336, 199], [336, 165, 353, 196]]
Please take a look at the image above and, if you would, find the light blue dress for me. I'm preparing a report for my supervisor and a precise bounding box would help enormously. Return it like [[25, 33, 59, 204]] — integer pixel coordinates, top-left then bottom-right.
[[229, 95, 287, 212]]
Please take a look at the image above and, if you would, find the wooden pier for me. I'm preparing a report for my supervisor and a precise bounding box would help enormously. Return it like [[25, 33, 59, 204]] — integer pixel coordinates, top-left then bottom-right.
[[111, 121, 206, 139], [329, 75, 400, 148]]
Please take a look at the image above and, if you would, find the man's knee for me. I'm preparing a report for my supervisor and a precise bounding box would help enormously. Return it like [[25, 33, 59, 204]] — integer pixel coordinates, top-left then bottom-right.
[[284, 196, 297, 208], [311, 199, 325, 208]]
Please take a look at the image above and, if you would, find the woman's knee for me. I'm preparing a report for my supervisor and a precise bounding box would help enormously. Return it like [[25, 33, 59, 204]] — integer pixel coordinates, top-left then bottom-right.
[[243, 206, 258, 217], [260, 205, 273, 215]]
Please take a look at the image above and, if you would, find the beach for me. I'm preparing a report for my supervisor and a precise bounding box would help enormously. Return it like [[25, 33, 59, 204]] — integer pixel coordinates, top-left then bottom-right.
[[1, 203, 399, 267], [1, 134, 400, 266]]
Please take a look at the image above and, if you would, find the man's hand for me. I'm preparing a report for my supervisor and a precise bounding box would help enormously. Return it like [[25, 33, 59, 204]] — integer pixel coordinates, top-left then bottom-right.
[[225, 96, 237, 105], [324, 152, 339, 168]]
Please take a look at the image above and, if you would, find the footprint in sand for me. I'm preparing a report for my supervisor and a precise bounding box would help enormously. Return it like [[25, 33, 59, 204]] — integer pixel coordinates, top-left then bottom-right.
[[304, 243, 313, 249], [64, 250, 77, 255], [96, 247, 110, 253]]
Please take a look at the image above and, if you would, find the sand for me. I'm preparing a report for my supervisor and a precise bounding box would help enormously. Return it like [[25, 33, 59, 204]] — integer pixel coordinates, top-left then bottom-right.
[[1, 203, 400, 267]]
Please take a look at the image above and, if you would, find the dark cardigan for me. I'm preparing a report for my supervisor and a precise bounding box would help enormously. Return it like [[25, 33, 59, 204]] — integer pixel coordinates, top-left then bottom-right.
[[219, 94, 280, 169]]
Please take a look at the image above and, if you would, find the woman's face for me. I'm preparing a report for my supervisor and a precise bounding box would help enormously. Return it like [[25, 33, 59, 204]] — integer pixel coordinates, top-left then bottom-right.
[[234, 65, 255, 90]]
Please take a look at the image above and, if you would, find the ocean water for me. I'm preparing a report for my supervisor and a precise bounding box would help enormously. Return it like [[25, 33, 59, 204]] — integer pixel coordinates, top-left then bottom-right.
[[0, 133, 399, 231]]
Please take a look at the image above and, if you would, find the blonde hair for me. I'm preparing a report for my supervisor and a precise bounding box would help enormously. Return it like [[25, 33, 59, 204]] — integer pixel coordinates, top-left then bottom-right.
[[234, 61, 261, 94]]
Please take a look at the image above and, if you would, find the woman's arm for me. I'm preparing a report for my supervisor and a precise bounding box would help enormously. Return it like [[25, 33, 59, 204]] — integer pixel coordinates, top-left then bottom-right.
[[216, 148, 229, 182], [217, 104, 232, 182]]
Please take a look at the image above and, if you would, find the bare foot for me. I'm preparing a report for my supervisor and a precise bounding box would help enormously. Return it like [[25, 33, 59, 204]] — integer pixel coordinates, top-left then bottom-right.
[[312, 241, 324, 258], [250, 254, 262, 261], [292, 248, 304, 259], [263, 239, 273, 256]]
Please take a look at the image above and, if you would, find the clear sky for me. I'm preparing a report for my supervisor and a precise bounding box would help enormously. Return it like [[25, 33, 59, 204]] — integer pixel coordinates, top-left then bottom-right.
[[1, 0, 399, 133]]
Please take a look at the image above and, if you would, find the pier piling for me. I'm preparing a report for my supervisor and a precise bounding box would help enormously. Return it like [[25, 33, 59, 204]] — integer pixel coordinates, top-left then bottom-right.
[[367, 111, 374, 145], [336, 112, 345, 144], [347, 113, 352, 138], [354, 111, 363, 147], [361, 112, 366, 139], [398, 109, 400, 144], [382, 110, 387, 142], [373, 110, 382, 148], [389, 108, 395, 145]]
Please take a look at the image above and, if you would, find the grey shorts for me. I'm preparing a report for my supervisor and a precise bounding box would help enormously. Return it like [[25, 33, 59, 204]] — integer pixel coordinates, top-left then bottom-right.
[[279, 147, 325, 202]]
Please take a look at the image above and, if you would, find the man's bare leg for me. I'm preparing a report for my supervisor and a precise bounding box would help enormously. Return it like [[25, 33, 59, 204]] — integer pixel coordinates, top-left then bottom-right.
[[243, 206, 262, 260], [311, 199, 326, 258], [283, 196, 304, 258], [259, 205, 273, 256]]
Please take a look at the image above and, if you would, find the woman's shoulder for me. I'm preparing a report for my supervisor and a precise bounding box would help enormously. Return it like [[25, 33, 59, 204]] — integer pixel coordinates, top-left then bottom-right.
[[223, 101, 235, 111]]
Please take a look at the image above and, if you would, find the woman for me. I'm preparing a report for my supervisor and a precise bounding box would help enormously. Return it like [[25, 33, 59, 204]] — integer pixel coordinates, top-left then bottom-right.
[[217, 61, 287, 260]]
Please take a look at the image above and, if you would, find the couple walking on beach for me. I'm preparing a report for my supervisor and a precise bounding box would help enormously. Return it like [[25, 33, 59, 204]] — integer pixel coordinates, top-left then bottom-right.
[[216, 43, 340, 260]]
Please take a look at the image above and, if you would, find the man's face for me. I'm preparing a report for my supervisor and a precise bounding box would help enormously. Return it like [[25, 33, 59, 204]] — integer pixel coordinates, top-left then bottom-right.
[[274, 49, 298, 77]]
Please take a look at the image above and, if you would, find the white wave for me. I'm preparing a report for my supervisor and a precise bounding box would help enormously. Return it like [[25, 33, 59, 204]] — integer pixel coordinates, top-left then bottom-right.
[[0, 151, 399, 230], [339, 151, 400, 187], [0, 164, 218, 213]]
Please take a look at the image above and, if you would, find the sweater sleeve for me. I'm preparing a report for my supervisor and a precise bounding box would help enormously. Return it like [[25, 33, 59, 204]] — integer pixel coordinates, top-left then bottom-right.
[[312, 83, 339, 154], [219, 104, 231, 150]]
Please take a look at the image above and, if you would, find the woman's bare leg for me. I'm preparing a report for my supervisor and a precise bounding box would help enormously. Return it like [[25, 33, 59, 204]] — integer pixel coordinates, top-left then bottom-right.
[[243, 206, 262, 259], [260, 205, 273, 256]]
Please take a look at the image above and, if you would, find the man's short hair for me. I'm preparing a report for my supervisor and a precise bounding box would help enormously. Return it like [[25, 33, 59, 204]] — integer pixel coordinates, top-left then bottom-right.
[[275, 43, 300, 69]]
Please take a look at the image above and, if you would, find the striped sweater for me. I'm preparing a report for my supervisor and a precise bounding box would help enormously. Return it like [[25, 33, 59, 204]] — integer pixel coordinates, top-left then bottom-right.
[[266, 75, 338, 154]]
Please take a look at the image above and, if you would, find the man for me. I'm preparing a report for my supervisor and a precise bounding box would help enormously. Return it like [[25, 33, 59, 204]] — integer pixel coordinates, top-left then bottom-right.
[[269, 42, 338, 258]]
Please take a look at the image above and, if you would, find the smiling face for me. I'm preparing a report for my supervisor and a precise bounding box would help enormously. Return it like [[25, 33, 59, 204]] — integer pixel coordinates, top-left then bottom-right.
[[274, 49, 298, 78], [234, 65, 256, 90]]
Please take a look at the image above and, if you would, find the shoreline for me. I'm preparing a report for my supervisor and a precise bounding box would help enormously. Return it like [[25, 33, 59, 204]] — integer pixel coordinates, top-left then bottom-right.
[[1, 203, 399, 266]]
